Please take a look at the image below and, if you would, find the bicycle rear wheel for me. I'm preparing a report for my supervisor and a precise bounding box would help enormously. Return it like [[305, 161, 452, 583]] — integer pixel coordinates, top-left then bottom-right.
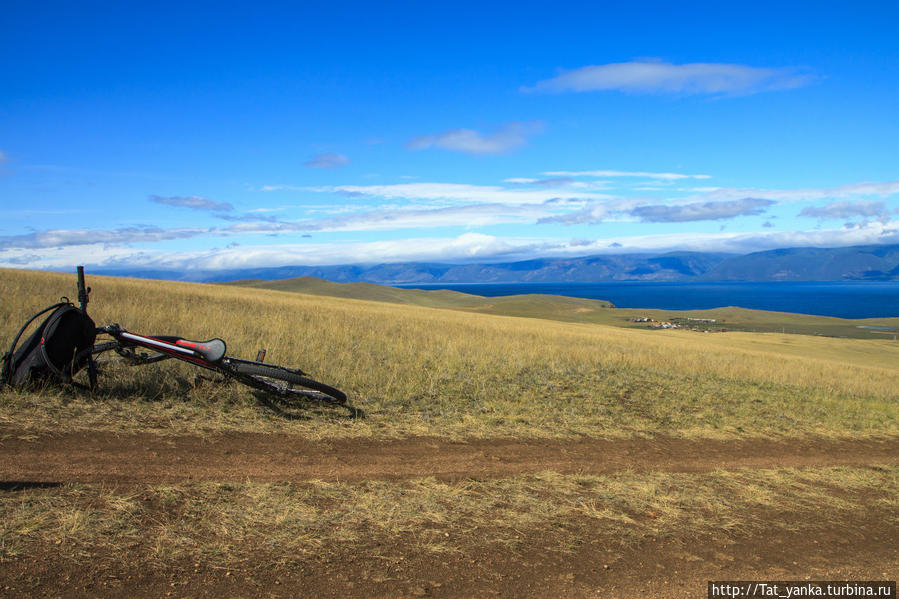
[[231, 361, 347, 405]]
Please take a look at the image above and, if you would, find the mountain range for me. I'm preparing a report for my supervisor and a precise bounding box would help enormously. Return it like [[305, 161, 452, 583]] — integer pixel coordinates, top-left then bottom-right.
[[94, 243, 899, 283]]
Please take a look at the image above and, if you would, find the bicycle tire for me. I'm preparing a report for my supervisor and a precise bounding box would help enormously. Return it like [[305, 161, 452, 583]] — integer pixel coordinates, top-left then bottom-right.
[[231, 362, 347, 405], [71, 340, 120, 366], [89, 341, 121, 356]]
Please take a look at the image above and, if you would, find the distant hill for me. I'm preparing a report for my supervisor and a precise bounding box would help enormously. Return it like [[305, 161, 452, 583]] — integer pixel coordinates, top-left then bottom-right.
[[93, 243, 899, 283], [703, 244, 899, 281]]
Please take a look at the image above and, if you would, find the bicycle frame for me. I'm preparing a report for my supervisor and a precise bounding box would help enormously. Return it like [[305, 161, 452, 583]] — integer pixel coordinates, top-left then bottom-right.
[[99, 324, 226, 369]]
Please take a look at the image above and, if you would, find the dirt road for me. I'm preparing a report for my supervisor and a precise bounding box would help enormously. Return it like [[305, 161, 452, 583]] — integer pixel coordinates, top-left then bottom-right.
[[2, 430, 897, 598], [3, 431, 897, 484]]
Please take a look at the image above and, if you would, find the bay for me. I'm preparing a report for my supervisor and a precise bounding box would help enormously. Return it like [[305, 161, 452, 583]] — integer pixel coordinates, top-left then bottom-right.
[[395, 281, 899, 319]]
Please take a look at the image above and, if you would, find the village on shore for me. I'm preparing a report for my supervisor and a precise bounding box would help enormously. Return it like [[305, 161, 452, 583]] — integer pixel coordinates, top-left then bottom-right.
[[631, 316, 728, 333]]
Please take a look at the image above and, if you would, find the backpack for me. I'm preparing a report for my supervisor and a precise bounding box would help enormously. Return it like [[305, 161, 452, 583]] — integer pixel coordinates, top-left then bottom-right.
[[1, 302, 97, 388]]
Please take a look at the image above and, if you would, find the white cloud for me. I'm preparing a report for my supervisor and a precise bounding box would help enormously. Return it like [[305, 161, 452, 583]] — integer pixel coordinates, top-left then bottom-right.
[[0, 202, 557, 252], [543, 169, 711, 180], [538, 204, 612, 225], [6, 222, 896, 272], [9, 176, 898, 256], [698, 180, 899, 203], [799, 200, 888, 220], [308, 182, 612, 205], [542, 221, 899, 256], [307, 204, 545, 231], [0, 245, 160, 269], [259, 184, 305, 192], [537, 197, 776, 225], [149, 195, 234, 212], [0, 233, 556, 271], [0, 226, 209, 249], [525, 60, 814, 96], [228, 204, 546, 233], [408, 122, 543, 155], [304, 153, 350, 169], [631, 198, 776, 222]]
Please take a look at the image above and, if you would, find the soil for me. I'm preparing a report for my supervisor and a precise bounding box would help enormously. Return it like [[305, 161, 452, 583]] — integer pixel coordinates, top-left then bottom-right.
[[2, 430, 897, 598], [2, 431, 897, 484]]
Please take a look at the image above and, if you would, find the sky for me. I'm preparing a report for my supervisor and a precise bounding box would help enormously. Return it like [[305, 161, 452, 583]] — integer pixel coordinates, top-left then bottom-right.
[[2, 1, 899, 273]]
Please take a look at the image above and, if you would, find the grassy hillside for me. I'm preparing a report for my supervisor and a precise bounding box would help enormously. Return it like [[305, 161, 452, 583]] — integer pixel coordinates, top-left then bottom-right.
[[2, 267, 897, 439], [226, 276, 497, 307], [225, 275, 899, 339]]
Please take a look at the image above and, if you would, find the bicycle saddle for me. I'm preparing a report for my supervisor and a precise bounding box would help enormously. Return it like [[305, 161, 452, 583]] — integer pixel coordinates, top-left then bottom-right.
[[167, 337, 226, 362]]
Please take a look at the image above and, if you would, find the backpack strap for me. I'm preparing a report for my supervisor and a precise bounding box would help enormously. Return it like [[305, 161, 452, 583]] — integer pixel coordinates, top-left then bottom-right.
[[38, 306, 79, 382], [1, 301, 70, 387]]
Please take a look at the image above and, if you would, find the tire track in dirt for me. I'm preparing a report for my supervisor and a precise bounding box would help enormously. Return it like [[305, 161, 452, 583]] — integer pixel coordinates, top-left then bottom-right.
[[2, 431, 897, 484]]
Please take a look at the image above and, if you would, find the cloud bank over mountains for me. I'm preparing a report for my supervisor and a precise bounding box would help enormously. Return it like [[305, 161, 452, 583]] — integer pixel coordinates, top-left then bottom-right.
[[2, 168, 897, 271]]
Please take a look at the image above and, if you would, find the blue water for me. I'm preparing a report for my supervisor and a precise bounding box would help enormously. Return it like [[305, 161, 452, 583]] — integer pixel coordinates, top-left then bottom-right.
[[395, 281, 899, 319]]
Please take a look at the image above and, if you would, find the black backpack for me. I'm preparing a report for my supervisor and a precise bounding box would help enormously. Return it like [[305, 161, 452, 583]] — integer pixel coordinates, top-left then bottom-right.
[[1, 301, 97, 388]]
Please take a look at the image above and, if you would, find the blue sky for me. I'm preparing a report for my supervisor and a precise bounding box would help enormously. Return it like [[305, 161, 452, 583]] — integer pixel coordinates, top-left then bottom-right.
[[2, 1, 898, 272]]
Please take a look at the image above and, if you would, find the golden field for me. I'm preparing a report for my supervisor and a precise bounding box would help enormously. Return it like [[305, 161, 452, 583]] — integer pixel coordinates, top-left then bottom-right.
[[1, 267, 896, 439]]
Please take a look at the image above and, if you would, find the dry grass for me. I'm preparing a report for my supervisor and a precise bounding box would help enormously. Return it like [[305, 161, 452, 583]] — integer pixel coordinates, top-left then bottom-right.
[[231, 275, 899, 339], [1, 268, 897, 439], [1, 466, 895, 565]]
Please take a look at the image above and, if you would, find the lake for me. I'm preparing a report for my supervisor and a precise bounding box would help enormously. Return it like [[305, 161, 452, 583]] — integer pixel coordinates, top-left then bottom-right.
[[395, 281, 899, 319]]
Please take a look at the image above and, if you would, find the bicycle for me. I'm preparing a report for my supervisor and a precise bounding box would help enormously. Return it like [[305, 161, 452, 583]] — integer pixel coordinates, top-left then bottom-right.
[[68, 267, 360, 417]]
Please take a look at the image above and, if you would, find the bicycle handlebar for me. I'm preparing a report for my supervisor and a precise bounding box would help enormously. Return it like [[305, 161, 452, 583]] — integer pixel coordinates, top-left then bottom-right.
[[77, 265, 98, 388], [77, 265, 90, 313]]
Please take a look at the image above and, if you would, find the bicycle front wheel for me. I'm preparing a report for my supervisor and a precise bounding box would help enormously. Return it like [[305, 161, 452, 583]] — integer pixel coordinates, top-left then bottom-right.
[[231, 361, 347, 405]]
